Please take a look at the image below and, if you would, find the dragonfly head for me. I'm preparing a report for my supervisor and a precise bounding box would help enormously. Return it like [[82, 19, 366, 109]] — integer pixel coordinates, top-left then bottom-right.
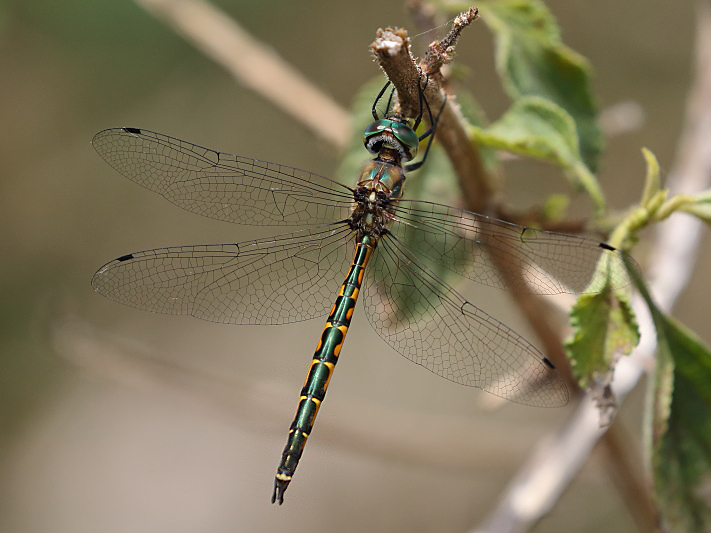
[[363, 117, 419, 162]]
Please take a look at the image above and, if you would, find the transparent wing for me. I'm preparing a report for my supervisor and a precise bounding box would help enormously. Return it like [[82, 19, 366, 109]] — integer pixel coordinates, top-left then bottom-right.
[[392, 200, 637, 294], [92, 224, 356, 325], [364, 233, 569, 408], [92, 128, 354, 226]]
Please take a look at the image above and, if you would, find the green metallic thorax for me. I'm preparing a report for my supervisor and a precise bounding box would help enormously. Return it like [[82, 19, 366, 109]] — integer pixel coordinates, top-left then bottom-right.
[[347, 148, 407, 239], [356, 150, 406, 198]]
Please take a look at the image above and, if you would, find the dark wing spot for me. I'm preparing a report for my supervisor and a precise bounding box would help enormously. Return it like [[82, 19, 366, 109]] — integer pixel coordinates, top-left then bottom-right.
[[117, 254, 134, 262], [123, 127, 142, 134], [542, 357, 556, 369], [599, 242, 615, 251]]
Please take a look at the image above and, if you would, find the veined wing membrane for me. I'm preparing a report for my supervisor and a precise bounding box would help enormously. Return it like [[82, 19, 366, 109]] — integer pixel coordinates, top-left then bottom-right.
[[364, 233, 568, 408], [92, 224, 355, 325], [92, 128, 354, 226], [392, 200, 637, 294]]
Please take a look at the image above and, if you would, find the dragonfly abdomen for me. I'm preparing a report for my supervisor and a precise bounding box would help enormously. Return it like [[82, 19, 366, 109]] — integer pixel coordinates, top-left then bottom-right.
[[272, 235, 375, 504]]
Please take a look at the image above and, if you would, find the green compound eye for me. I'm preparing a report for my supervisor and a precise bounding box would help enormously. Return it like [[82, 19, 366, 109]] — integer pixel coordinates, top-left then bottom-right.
[[363, 119, 390, 138], [391, 121, 419, 160], [363, 119, 420, 160]]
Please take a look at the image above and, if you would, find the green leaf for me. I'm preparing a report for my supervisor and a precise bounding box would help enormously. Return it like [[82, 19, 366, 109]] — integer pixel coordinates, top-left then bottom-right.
[[679, 189, 711, 225], [470, 96, 605, 213], [565, 249, 639, 423], [478, 0, 602, 171], [471, 96, 577, 163], [565, 285, 639, 388], [625, 255, 711, 532], [640, 148, 661, 207]]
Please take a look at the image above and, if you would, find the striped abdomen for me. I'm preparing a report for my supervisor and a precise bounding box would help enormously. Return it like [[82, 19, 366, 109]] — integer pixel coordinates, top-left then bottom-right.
[[271, 234, 375, 504]]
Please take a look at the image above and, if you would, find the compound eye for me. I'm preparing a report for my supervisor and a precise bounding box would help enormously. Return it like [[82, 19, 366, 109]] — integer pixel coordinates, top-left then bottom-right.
[[364, 119, 390, 138], [391, 122, 420, 160], [363, 119, 392, 154]]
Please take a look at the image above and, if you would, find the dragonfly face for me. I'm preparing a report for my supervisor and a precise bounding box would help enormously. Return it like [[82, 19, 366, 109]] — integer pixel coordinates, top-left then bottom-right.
[[91, 82, 637, 505], [363, 116, 420, 162]]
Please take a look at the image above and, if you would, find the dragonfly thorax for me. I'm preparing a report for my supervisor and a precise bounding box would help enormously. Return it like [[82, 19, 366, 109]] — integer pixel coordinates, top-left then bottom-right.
[[349, 158, 405, 237]]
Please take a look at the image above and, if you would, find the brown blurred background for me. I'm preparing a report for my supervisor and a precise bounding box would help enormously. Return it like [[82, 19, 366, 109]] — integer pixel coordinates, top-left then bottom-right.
[[0, 1, 704, 532]]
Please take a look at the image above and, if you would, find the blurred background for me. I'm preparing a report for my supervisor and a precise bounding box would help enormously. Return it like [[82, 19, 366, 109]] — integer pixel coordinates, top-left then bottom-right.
[[0, 1, 704, 532]]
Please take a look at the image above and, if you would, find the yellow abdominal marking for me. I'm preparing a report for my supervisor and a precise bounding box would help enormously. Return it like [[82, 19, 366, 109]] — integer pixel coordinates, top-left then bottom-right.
[[321, 362, 336, 388], [300, 395, 322, 407]]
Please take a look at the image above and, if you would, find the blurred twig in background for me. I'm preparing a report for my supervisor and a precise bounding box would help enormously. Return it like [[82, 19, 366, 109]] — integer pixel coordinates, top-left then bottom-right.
[[134, 0, 351, 148]]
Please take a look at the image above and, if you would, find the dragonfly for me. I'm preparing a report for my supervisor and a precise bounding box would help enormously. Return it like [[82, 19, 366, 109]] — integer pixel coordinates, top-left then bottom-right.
[[91, 81, 633, 505]]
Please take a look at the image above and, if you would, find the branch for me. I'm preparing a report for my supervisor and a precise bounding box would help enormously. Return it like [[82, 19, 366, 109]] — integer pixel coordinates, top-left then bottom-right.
[[371, 10, 580, 380], [371, 9, 496, 214], [473, 3, 711, 531], [133, 0, 351, 149]]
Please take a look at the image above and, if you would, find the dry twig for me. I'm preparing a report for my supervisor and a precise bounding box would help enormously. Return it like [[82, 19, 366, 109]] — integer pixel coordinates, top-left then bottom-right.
[[372, 10, 577, 379], [371, 8, 494, 215]]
